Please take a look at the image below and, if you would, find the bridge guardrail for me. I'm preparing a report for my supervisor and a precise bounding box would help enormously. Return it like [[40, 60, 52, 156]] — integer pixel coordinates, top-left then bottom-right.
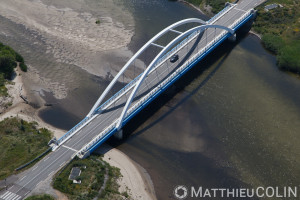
[[77, 8, 254, 156], [56, 116, 90, 145], [78, 120, 119, 156], [207, 3, 235, 24]]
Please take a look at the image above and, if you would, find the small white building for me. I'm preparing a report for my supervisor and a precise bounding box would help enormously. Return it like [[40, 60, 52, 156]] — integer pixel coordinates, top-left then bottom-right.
[[264, 3, 283, 11], [69, 167, 82, 184]]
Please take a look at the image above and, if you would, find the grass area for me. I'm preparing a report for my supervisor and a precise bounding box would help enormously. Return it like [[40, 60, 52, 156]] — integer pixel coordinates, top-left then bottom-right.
[[53, 155, 128, 200], [253, 0, 300, 73], [183, 0, 235, 14], [25, 194, 55, 200], [0, 117, 52, 180]]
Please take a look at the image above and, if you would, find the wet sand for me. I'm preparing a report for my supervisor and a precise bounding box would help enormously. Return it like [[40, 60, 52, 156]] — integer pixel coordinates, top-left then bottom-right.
[[0, 0, 137, 114]]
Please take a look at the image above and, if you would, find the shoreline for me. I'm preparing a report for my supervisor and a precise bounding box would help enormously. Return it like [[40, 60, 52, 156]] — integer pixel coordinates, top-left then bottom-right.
[[178, 0, 207, 15], [0, 67, 156, 199], [249, 30, 262, 40]]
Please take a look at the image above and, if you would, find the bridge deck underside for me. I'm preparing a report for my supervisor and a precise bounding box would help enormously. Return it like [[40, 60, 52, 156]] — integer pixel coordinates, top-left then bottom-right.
[[0, 1, 262, 199]]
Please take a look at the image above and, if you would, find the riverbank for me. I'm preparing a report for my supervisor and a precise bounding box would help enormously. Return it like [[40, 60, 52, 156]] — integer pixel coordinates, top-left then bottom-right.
[[178, 0, 207, 15], [96, 144, 156, 200], [253, 0, 300, 73], [0, 66, 66, 139]]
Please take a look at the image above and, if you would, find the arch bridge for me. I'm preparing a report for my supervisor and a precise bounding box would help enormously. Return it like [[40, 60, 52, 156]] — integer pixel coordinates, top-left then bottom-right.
[[51, 1, 257, 158]]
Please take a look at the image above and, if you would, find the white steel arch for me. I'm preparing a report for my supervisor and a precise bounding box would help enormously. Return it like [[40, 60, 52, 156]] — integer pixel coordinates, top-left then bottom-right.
[[87, 18, 207, 117], [116, 24, 234, 130]]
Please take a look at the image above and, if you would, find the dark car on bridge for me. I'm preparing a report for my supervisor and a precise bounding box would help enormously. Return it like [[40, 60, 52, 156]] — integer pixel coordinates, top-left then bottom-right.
[[170, 54, 179, 63]]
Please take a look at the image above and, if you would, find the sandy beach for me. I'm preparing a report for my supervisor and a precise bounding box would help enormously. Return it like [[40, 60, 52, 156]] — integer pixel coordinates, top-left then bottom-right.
[[96, 144, 156, 200]]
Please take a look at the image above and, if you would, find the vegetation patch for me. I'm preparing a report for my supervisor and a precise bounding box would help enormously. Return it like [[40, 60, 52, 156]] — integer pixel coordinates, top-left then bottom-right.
[[0, 42, 27, 97], [0, 117, 52, 180], [183, 0, 235, 14], [0, 42, 27, 78], [25, 194, 55, 200], [253, 0, 300, 73], [0, 73, 8, 97], [53, 155, 128, 200]]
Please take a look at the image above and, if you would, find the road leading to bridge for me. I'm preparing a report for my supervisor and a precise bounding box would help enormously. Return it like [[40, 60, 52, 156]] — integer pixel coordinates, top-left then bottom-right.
[[0, 1, 264, 199]]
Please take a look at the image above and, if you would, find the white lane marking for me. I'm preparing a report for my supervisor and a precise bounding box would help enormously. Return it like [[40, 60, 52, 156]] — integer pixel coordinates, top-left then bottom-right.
[[19, 176, 26, 182], [48, 171, 55, 177], [59, 162, 66, 167], [5, 192, 16, 200], [44, 156, 50, 162], [3, 192, 13, 199], [16, 149, 71, 193], [62, 145, 78, 152], [11, 195, 20, 200], [31, 166, 38, 171], [0, 191, 10, 198], [233, 7, 247, 13], [24, 191, 30, 197], [36, 181, 42, 188]]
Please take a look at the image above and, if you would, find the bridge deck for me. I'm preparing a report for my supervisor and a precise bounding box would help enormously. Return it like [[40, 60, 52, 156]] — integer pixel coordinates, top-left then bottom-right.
[[0, 1, 263, 199]]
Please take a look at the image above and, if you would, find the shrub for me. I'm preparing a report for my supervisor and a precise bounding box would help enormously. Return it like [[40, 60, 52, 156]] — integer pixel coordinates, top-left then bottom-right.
[[20, 62, 28, 72], [277, 41, 300, 72], [262, 34, 284, 54], [25, 194, 55, 200], [15, 52, 24, 63]]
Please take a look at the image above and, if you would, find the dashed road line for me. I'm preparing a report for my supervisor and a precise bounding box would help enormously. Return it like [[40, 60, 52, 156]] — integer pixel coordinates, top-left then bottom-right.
[[62, 145, 78, 152]]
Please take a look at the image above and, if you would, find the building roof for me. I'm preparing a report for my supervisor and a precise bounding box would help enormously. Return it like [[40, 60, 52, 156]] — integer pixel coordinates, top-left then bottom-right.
[[265, 4, 278, 11], [69, 167, 81, 180]]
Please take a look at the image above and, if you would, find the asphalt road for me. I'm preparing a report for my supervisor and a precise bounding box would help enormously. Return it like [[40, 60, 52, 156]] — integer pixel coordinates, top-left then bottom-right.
[[0, 1, 264, 199]]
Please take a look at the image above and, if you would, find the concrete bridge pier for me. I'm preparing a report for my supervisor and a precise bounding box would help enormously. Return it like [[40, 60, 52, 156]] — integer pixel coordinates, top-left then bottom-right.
[[114, 129, 123, 140], [228, 33, 237, 42]]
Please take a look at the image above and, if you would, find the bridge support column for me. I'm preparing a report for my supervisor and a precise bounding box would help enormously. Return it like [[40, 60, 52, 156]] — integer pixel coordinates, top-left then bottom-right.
[[228, 33, 236, 42], [114, 129, 123, 140]]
